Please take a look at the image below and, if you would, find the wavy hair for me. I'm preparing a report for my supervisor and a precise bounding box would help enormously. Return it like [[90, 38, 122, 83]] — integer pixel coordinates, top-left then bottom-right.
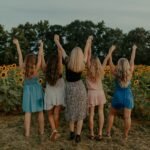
[[116, 58, 132, 87], [87, 56, 104, 82]]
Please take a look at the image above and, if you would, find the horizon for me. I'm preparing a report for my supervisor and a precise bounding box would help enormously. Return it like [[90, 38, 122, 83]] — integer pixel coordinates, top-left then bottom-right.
[[0, 0, 150, 33]]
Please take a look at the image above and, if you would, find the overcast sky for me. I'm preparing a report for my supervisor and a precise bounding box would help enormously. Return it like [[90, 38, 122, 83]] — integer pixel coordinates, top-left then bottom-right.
[[0, 0, 150, 32]]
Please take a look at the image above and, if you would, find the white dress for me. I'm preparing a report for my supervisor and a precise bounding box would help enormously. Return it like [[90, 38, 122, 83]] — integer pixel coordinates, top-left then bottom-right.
[[44, 77, 65, 110]]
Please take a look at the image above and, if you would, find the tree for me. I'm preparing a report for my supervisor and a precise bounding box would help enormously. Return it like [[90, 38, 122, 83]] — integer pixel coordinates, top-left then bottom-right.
[[123, 28, 150, 65], [0, 21, 150, 65]]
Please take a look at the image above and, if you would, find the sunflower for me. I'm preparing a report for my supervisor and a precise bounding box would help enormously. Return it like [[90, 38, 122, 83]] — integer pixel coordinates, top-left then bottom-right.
[[134, 80, 139, 86], [39, 78, 43, 84], [18, 77, 24, 84], [6, 65, 11, 70], [2, 65, 6, 71], [12, 64, 16, 69], [19, 71, 25, 76], [5, 67, 9, 71], [0, 71, 8, 79], [104, 66, 110, 73]]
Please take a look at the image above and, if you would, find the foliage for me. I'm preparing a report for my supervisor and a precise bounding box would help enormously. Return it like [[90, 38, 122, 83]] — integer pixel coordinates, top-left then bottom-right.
[[0, 64, 22, 112], [0, 20, 150, 65], [0, 64, 45, 112], [0, 64, 149, 121]]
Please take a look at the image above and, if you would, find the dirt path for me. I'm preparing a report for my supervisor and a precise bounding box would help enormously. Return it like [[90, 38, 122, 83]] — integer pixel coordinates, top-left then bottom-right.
[[0, 114, 149, 150]]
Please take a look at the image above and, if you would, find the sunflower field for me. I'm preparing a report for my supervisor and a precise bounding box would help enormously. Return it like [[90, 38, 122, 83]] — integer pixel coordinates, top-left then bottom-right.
[[0, 64, 150, 120]]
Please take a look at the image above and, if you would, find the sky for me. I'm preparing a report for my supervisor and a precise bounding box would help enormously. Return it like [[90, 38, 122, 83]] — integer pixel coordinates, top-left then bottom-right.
[[0, 0, 150, 32]]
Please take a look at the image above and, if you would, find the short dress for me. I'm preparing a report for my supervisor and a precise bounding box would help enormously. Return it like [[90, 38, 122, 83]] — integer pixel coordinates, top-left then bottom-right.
[[22, 77, 44, 112], [44, 77, 65, 110], [112, 80, 134, 109], [86, 78, 106, 107], [64, 59, 87, 122]]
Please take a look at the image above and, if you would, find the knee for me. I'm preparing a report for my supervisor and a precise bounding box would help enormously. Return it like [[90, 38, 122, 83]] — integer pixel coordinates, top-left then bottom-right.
[[124, 115, 131, 120], [89, 112, 94, 118], [98, 109, 104, 116], [109, 111, 115, 117], [48, 110, 54, 116]]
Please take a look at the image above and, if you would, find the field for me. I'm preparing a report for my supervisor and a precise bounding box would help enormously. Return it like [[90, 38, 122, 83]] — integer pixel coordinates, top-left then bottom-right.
[[0, 65, 150, 150], [0, 113, 150, 150]]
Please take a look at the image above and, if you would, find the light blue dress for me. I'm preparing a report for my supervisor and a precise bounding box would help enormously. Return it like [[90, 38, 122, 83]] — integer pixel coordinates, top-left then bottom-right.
[[112, 80, 134, 109], [22, 77, 44, 112]]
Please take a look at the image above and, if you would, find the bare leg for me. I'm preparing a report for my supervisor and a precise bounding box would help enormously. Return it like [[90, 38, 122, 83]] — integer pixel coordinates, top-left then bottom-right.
[[48, 108, 56, 130], [124, 108, 132, 139], [24, 112, 31, 137], [98, 104, 104, 136], [69, 121, 75, 132], [48, 108, 58, 140], [74, 120, 83, 143], [107, 107, 117, 136], [76, 120, 83, 135], [89, 106, 95, 136], [54, 105, 61, 129], [69, 121, 75, 140], [38, 111, 44, 135]]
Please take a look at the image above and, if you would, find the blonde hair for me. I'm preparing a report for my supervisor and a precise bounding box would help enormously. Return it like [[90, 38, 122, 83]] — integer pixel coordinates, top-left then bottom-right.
[[87, 56, 104, 82], [116, 58, 132, 87], [67, 47, 85, 72]]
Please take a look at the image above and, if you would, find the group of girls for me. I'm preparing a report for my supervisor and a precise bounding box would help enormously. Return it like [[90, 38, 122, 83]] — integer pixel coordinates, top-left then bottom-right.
[[13, 34, 137, 143]]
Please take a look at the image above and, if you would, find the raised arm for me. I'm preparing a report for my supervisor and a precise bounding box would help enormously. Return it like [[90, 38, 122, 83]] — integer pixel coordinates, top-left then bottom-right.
[[41, 45, 46, 72], [57, 48, 63, 75], [109, 55, 115, 74], [102, 45, 116, 68], [84, 35, 93, 63], [54, 34, 67, 59], [130, 44, 137, 72], [13, 38, 24, 68], [36, 40, 43, 71], [108, 46, 116, 74]]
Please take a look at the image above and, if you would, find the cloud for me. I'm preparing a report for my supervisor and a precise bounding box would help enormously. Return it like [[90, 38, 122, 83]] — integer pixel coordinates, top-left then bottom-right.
[[0, 0, 150, 32]]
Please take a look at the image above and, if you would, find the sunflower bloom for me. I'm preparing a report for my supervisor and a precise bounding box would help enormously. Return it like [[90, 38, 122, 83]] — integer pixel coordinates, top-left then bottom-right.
[[39, 78, 43, 84], [134, 80, 139, 86], [2, 65, 6, 71], [12, 64, 17, 69], [0, 71, 8, 79]]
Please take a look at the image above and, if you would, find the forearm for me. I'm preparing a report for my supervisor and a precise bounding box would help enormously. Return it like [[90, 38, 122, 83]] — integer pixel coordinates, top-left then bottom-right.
[[16, 44, 24, 68], [103, 45, 116, 68], [36, 48, 42, 70], [84, 37, 92, 63], [130, 45, 137, 72], [130, 49, 136, 66], [56, 41, 67, 59], [109, 56, 115, 73], [103, 52, 111, 68], [41, 52, 46, 71]]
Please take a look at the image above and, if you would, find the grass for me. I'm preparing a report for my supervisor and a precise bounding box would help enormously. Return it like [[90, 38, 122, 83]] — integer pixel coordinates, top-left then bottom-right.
[[0, 112, 150, 150]]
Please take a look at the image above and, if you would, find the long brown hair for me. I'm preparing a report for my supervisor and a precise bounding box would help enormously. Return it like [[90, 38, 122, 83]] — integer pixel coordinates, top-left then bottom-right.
[[24, 54, 37, 78], [46, 54, 60, 86]]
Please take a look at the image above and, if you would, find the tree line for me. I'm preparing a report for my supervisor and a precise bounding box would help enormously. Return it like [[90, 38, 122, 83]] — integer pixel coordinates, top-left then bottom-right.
[[0, 20, 150, 65]]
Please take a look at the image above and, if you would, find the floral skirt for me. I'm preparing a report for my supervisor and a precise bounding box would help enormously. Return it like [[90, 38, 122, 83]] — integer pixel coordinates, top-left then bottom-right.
[[65, 80, 87, 121]]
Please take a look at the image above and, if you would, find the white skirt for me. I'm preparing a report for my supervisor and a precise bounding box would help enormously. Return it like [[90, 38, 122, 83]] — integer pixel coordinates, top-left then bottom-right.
[[44, 77, 65, 110]]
